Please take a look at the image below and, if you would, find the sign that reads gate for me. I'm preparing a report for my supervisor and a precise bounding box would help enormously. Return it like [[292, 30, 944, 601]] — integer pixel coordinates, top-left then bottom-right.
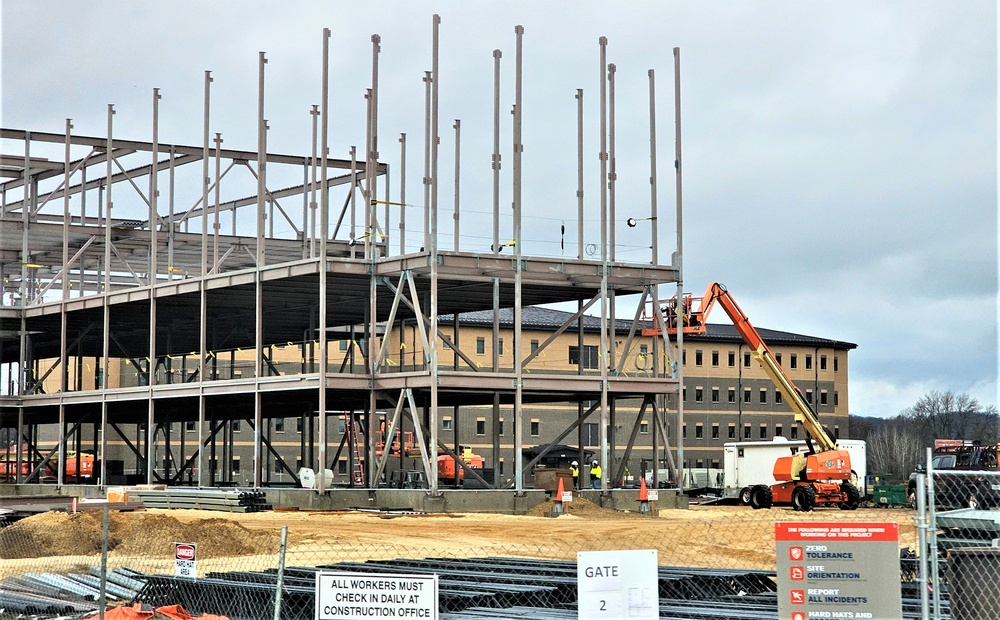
[[174, 542, 197, 579], [776, 522, 902, 620], [577, 549, 658, 620], [315, 572, 438, 620]]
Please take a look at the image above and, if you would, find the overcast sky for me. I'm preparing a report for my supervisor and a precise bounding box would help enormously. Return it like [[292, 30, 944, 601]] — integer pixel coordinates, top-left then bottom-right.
[[1, 2, 996, 419]]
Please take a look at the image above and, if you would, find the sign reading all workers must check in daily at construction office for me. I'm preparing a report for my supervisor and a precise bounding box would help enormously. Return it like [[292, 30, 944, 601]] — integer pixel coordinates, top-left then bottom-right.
[[776, 522, 902, 620], [577, 549, 658, 620], [315, 572, 438, 620]]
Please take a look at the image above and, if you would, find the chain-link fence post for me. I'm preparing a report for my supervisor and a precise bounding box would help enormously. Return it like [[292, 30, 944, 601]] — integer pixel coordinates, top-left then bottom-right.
[[926, 447, 943, 620], [99, 504, 109, 620], [273, 525, 288, 620], [915, 472, 931, 620]]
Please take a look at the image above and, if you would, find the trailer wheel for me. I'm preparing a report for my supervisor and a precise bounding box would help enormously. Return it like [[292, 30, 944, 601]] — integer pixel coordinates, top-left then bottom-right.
[[739, 487, 752, 506], [749, 484, 773, 510], [839, 482, 861, 510], [792, 485, 816, 512]]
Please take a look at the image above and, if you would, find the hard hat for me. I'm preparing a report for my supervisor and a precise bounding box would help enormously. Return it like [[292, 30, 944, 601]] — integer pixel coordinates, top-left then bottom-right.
[[592, 460, 599, 466], [571, 461, 578, 466]]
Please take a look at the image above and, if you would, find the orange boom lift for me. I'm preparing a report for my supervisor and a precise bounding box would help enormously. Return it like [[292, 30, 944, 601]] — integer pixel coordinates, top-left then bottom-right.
[[644, 283, 859, 511]]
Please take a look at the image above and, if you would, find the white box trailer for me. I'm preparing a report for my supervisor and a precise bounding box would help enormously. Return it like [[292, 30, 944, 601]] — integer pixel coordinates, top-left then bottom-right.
[[723, 437, 867, 504]]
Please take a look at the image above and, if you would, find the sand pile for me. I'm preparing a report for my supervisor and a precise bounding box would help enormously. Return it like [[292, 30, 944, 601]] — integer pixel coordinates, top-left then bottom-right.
[[0, 510, 275, 559], [524, 496, 651, 519]]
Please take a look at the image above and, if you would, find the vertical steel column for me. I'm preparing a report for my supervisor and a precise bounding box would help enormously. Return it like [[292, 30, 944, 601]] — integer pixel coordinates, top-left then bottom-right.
[[213, 133, 222, 271], [254, 52, 268, 488], [309, 105, 319, 258], [576, 89, 584, 257], [101, 106, 114, 488], [512, 24, 524, 493], [63, 120, 73, 301], [429, 13, 441, 493], [422, 71, 432, 252], [145, 89, 161, 490], [366, 35, 382, 484], [598, 37, 609, 492], [453, 119, 460, 251], [647, 69, 661, 480], [607, 62, 617, 482], [673, 47, 685, 480], [398, 133, 406, 254], [318, 28, 331, 493], [202, 72, 212, 277], [492, 49, 502, 254], [167, 146, 176, 281], [59, 121, 71, 488]]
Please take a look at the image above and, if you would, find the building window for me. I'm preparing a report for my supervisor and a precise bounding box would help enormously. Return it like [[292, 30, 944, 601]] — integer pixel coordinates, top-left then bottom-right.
[[711, 387, 720, 403], [775, 353, 782, 366], [695, 423, 704, 439], [337, 459, 348, 475], [728, 351, 736, 367], [569, 345, 599, 369], [640, 420, 649, 434], [775, 424, 783, 437], [805, 354, 813, 370], [806, 389, 813, 404], [498, 418, 505, 435], [530, 419, 540, 436], [442, 416, 452, 430], [296, 418, 304, 433], [834, 425, 840, 440], [743, 388, 751, 403], [295, 457, 303, 470], [695, 387, 704, 403], [834, 356, 839, 372], [497, 338, 504, 355], [476, 418, 486, 436], [711, 459, 720, 469], [683, 387, 688, 402], [583, 423, 599, 445], [682, 424, 687, 439], [820, 390, 828, 406], [834, 392, 839, 406], [232, 457, 241, 473], [820, 355, 827, 371], [339, 340, 349, 351], [695, 350, 703, 366], [791, 425, 799, 439], [476, 337, 485, 355], [743, 423, 751, 439], [790, 354, 798, 369], [759, 388, 767, 404], [728, 387, 736, 403], [232, 420, 241, 432], [728, 423, 736, 439], [273, 460, 283, 473], [711, 423, 719, 439], [275, 418, 285, 433], [759, 424, 767, 439], [695, 459, 704, 468], [185, 421, 196, 432], [775, 391, 783, 405], [530, 339, 539, 353], [744, 352, 751, 368], [711, 351, 719, 367], [499, 459, 505, 475]]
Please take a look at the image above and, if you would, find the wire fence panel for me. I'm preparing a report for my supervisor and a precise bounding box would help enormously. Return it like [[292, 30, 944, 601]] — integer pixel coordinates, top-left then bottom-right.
[[0, 493, 955, 620]]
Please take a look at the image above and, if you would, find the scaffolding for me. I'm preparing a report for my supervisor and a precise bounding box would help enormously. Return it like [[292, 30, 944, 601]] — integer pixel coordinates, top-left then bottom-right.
[[0, 18, 684, 495]]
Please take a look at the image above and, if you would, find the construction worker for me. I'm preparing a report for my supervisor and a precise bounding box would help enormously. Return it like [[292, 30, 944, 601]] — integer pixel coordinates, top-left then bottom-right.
[[590, 460, 603, 489], [570, 461, 579, 488]]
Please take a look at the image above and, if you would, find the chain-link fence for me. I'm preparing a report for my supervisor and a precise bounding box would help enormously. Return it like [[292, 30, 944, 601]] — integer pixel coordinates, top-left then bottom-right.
[[0, 477, 985, 620]]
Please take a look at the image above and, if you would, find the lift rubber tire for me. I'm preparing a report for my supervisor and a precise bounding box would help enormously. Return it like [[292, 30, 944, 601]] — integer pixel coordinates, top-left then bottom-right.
[[792, 485, 816, 512], [750, 484, 773, 510], [839, 482, 861, 510], [739, 487, 752, 506]]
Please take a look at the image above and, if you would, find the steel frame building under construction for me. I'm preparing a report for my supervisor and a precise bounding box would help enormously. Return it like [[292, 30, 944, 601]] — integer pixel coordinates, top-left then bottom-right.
[[0, 19, 688, 497]]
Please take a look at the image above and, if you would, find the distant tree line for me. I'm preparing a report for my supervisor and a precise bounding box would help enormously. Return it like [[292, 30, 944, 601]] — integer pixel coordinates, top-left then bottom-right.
[[849, 390, 1000, 481]]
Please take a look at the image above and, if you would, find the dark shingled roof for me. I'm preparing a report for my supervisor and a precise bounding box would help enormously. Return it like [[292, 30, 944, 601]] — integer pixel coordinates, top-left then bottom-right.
[[439, 307, 857, 351]]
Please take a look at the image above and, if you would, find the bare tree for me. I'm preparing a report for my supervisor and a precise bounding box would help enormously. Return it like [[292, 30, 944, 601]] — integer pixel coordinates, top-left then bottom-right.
[[866, 421, 923, 480], [901, 390, 1000, 446]]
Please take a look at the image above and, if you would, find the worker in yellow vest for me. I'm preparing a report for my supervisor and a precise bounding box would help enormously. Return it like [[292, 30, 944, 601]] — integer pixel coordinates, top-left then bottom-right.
[[570, 461, 579, 488], [589, 460, 602, 489]]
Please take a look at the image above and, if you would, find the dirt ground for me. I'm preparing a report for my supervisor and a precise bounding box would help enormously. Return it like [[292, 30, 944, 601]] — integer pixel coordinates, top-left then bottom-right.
[[0, 499, 918, 575]]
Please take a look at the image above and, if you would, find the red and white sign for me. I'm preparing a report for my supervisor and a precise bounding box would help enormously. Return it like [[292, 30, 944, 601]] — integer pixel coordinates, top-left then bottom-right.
[[789, 566, 804, 580], [789, 546, 803, 561], [790, 589, 805, 605], [174, 542, 197, 579], [792, 612, 806, 620]]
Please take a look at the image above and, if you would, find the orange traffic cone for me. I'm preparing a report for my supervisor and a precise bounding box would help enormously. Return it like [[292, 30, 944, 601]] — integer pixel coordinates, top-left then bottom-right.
[[638, 477, 652, 514], [553, 476, 566, 514]]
